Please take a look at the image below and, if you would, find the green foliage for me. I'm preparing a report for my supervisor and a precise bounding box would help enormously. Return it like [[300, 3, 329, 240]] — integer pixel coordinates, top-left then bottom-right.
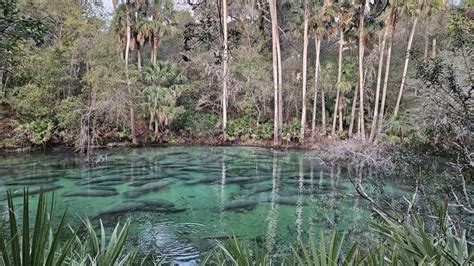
[[72, 218, 133, 265], [202, 237, 271, 266], [9, 84, 55, 121], [18, 119, 55, 145], [139, 62, 187, 132], [292, 230, 353, 266], [226, 117, 273, 142], [0, 190, 146, 266], [205, 206, 473, 265], [282, 120, 301, 142], [173, 111, 219, 138], [0, 0, 49, 66], [0, 189, 74, 265], [369, 207, 473, 265]]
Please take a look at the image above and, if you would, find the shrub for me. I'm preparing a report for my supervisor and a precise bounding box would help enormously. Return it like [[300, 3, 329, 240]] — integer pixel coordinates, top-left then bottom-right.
[[9, 84, 55, 122], [173, 111, 219, 138], [282, 120, 301, 142], [17, 119, 55, 146]]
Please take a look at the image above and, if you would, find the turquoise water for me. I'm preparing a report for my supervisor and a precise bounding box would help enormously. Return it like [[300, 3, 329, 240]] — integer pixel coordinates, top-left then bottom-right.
[[0, 146, 412, 264]]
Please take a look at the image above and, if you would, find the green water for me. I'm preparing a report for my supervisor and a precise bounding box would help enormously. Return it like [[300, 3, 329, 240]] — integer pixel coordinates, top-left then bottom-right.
[[0, 146, 412, 264]]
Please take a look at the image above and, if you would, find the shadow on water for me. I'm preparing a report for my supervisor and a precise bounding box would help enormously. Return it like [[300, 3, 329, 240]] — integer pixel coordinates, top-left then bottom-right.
[[0, 146, 419, 264]]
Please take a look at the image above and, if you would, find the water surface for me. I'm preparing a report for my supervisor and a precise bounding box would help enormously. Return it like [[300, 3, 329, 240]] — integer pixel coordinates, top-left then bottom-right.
[[0, 146, 412, 264]]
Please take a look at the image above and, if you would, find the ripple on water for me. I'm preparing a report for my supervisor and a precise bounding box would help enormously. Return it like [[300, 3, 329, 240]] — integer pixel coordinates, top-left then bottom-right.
[[137, 219, 204, 264]]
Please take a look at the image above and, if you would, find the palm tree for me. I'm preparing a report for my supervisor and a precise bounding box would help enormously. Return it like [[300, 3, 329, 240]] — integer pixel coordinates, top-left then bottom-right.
[[369, 11, 390, 142], [222, 0, 229, 140], [310, 0, 326, 138], [377, 6, 398, 136], [300, 0, 310, 142], [311, 30, 321, 138], [357, 0, 370, 140], [394, 0, 444, 117], [141, 62, 187, 140], [125, 0, 137, 144], [147, 0, 174, 65], [269, 0, 281, 145], [331, 3, 350, 137], [393, 0, 423, 117]]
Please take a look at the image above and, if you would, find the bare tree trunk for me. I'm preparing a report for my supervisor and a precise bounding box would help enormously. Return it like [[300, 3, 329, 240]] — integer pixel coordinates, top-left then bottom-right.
[[300, 0, 309, 142], [152, 29, 160, 65], [277, 32, 283, 137], [332, 29, 344, 136], [358, 1, 368, 140], [338, 97, 343, 132], [369, 20, 389, 142], [348, 84, 359, 137], [394, 15, 418, 117], [431, 37, 436, 57], [137, 46, 142, 72], [321, 89, 326, 134], [378, 9, 397, 135], [311, 33, 321, 139], [125, 4, 137, 145], [269, 0, 279, 145], [150, 37, 155, 64], [423, 34, 429, 60], [222, 0, 228, 140]]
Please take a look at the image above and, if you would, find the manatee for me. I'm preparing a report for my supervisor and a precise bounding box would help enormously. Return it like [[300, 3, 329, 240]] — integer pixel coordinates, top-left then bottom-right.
[[123, 181, 169, 198], [92, 181, 124, 186], [128, 180, 150, 187], [94, 202, 145, 218], [226, 176, 269, 185], [86, 186, 118, 192], [246, 184, 273, 195], [263, 196, 308, 206], [94, 201, 184, 219], [222, 199, 258, 212], [78, 176, 125, 185], [185, 176, 220, 185], [4, 178, 58, 186], [135, 199, 175, 208], [0, 185, 63, 200], [63, 190, 119, 197]]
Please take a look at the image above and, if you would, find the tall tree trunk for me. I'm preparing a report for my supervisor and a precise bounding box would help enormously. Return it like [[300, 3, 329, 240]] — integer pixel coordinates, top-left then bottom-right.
[[311, 32, 321, 139], [431, 37, 436, 57], [378, 8, 397, 135], [369, 20, 389, 142], [321, 89, 326, 134], [152, 30, 159, 65], [348, 84, 359, 137], [269, 0, 279, 145], [137, 46, 142, 72], [125, 4, 137, 145], [331, 29, 344, 136], [222, 0, 228, 139], [394, 15, 418, 117], [358, 2, 368, 140], [277, 32, 283, 136], [300, 0, 309, 142], [423, 34, 429, 60]]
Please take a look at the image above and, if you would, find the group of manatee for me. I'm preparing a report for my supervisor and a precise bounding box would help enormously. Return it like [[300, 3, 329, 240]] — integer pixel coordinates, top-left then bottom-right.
[[1, 149, 341, 219]]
